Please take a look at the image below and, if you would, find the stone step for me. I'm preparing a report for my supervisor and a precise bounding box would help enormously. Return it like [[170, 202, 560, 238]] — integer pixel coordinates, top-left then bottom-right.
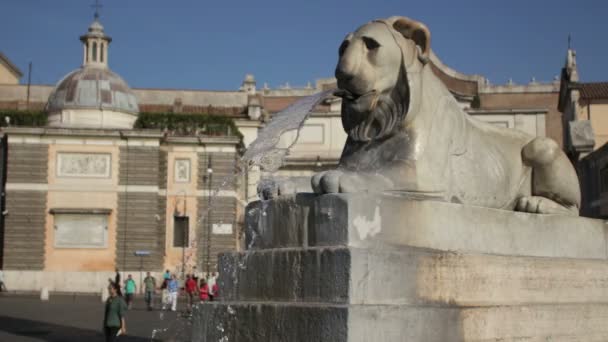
[[218, 246, 608, 306], [245, 194, 607, 259], [193, 302, 608, 342]]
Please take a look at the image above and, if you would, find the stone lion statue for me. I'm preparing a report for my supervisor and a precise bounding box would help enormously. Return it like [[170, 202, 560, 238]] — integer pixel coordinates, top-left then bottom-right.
[[311, 16, 581, 215]]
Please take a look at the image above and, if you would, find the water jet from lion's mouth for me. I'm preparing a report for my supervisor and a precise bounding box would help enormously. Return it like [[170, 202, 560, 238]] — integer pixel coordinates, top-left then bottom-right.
[[242, 88, 336, 172]]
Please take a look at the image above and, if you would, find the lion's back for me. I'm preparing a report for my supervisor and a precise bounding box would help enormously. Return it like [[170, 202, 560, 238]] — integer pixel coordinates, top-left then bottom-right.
[[449, 116, 533, 208]]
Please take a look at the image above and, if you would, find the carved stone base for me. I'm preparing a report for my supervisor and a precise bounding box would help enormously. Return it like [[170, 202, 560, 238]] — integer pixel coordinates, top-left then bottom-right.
[[192, 194, 608, 341]]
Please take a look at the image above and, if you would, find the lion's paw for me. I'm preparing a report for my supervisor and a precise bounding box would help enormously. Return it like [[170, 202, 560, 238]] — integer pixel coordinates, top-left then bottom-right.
[[257, 178, 296, 200], [515, 196, 578, 216], [311, 170, 392, 194]]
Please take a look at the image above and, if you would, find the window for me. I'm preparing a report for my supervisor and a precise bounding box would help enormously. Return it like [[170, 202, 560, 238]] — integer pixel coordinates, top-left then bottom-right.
[[100, 43, 104, 62], [173, 216, 189, 247], [92, 42, 97, 62], [85, 42, 89, 62], [53, 213, 108, 248]]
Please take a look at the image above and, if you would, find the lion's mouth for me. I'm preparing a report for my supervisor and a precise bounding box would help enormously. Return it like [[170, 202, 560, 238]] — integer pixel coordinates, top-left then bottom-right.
[[334, 89, 376, 101]]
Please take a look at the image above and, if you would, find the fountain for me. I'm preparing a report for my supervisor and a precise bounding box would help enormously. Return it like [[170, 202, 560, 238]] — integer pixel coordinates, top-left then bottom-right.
[[191, 16, 608, 342]]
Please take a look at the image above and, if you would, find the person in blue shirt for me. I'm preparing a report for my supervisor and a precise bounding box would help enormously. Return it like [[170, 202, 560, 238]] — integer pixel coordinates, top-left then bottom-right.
[[167, 274, 179, 312]]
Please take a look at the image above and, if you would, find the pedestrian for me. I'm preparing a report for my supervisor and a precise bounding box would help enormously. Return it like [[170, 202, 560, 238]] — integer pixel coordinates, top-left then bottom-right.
[[163, 269, 171, 281], [0, 269, 6, 292], [211, 282, 219, 301], [167, 274, 179, 312], [199, 278, 209, 303], [114, 268, 122, 297], [124, 274, 136, 309], [192, 269, 199, 284], [143, 272, 156, 311], [208, 272, 218, 301], [160, 277, 168, 310], [103, 282, 127, 342], [192, 267, 198, 283], [185, 274, 197, 312]]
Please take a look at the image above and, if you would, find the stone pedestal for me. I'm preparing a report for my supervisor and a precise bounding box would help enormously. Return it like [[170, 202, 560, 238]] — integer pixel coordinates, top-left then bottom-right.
[[193, 193, 608, 341]]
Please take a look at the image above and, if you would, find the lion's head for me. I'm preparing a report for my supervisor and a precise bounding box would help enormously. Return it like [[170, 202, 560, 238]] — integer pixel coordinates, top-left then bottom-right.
[[335, 17, 431, 142]]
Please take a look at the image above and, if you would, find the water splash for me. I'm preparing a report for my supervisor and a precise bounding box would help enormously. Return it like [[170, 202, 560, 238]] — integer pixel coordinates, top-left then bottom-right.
[[242, 89, 334, 172]]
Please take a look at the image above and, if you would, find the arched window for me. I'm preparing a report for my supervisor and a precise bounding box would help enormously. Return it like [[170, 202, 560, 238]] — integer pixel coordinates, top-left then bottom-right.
[[85, 42, 89, 62], [100, 43, 104, 63], [92, 42, 98, 62]]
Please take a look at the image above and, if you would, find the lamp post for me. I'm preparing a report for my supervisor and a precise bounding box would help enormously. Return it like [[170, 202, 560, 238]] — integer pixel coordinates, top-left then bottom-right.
[[205, 156, 213, 276]]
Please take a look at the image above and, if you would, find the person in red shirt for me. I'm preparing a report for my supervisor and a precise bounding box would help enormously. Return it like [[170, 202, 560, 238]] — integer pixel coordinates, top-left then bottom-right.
[[184, 274, 198, 313], [199, 278, 209, 302]]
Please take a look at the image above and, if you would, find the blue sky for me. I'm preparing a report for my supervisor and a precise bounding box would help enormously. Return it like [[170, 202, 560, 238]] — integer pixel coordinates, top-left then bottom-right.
[[1, 0, 607, 90]]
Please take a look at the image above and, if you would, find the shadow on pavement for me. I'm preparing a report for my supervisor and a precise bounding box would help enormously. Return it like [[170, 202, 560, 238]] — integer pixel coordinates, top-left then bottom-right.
[[0, 315, 156, 342]]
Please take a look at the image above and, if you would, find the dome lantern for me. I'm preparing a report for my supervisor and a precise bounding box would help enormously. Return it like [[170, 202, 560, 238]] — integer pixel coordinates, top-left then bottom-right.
[[79, 8, 112, 68]]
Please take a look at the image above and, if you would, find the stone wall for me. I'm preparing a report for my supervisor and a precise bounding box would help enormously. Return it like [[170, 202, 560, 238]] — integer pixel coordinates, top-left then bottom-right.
[[118, 146, 159, 186], [3, 142, 48, 270], [116, 192, 162, 270], [196, 152, 238, 271], [7, 143, 48, 183], [196, 196, 237, 271], [3, 190, 46, 270], [116, 145, 163, 270]]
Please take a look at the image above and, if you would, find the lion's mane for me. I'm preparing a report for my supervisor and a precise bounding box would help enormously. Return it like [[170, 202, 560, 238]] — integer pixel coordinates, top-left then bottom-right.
[[342, 62, 410, 142]]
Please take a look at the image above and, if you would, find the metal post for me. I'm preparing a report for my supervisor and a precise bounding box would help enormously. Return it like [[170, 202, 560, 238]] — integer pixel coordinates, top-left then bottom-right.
[[133, 251, 150, 294], [206, 155, 213, 275], [139, 255, 143, 295], [182, 219, 186, 280]]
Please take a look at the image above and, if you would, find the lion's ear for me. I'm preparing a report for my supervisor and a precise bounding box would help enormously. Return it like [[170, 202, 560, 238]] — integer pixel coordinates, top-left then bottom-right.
[[387, 16, 431, 64]]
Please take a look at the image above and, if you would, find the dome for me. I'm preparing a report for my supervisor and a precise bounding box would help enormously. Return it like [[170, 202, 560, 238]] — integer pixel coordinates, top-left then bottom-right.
[[47, 66, 138, 114], [46, 66, 139, 128]]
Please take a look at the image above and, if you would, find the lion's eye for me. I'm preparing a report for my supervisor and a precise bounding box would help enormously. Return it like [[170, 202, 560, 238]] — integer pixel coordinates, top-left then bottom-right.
[[338, 40, 349, 57], [362, 36, 380, 50]]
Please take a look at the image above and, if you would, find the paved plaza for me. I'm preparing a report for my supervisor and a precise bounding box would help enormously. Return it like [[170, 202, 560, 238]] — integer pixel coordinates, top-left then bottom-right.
[[0, 294, 195, 342]]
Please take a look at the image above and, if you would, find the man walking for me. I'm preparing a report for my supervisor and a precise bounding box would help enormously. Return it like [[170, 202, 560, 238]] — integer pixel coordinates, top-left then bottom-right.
[[143, 272, 156, 310], [185, 274, 197, 312], [124, 274, 136, 309], [167, 274, 179, 312], [103, 282, 127, 342]]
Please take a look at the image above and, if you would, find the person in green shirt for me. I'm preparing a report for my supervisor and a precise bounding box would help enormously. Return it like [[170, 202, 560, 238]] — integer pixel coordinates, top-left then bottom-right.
[[143, 272, 156, 311], [104, 282, 127, 342], [124, 274, 136, 309]]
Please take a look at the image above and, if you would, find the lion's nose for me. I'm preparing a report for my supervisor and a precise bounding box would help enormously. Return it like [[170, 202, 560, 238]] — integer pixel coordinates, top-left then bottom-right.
[[335, 41, 361, 80], [335, 65, 352, 82]]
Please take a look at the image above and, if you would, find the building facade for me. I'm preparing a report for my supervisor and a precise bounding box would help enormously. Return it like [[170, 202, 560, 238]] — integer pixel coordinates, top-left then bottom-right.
[[558, 47, 608, 218], [0, 16, 240, 292]]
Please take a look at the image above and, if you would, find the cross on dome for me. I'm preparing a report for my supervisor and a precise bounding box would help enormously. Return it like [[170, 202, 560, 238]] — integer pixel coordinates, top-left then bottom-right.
[[91, 0, 103, 19]]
